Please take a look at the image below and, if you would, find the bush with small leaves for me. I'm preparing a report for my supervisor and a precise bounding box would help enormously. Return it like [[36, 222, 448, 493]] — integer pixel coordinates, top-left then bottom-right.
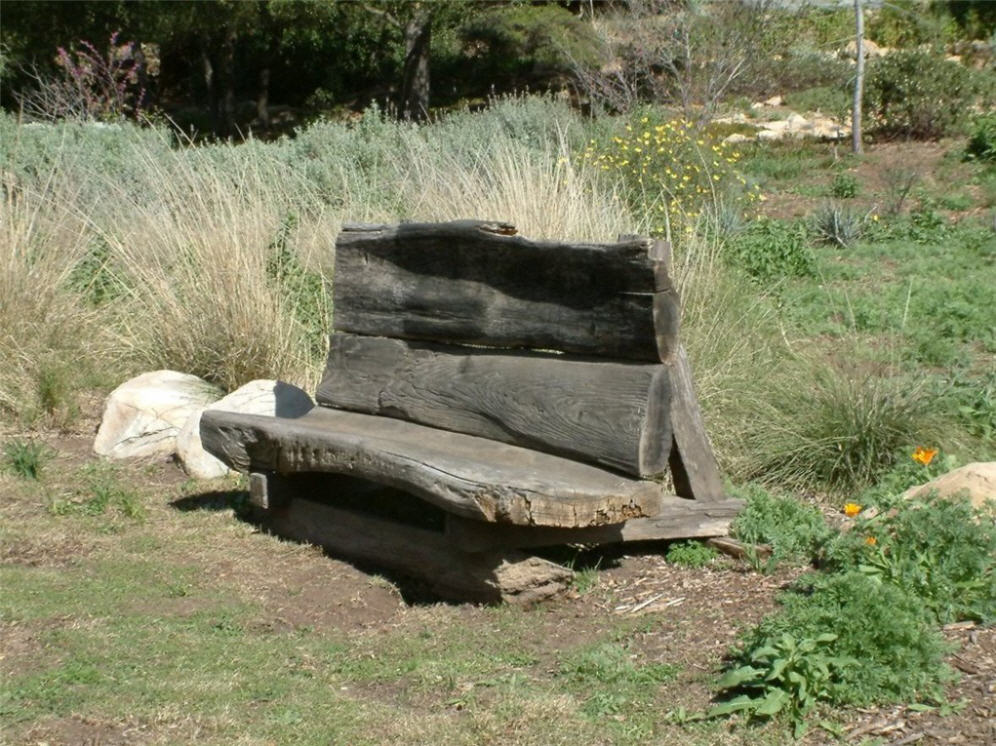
[[864, 50, 985, 140]]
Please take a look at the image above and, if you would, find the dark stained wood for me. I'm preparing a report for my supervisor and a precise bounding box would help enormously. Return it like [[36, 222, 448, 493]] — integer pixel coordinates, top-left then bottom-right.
[[333, 220, 678, 362], [316, 334, 671, 478], [667, 345, 726, 502], [201, 407, 663, 528], [257, 486, 573, 604], [444, 497, 744, 552]]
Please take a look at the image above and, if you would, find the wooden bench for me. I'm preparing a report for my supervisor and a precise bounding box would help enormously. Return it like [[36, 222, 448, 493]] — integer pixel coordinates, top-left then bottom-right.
[[201, 220, 742, 603]]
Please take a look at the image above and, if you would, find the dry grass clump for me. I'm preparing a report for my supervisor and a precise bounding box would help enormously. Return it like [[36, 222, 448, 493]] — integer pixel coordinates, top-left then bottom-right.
[[0, 158, 114, 427], [93, 137, 333, 393]]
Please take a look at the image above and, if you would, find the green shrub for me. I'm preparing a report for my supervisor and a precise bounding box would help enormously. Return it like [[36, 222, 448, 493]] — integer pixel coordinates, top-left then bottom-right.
[[725, 217, 816, 281], [578, 112, 757, 235], [829, 171, 859, 199], [823, 495, 996, 624], [730, 485, 832, 564], [727, 571, 953, 708], [965, 113, 996, 164], [665, 540, 718, 568], [457, 4, 604, 93], [864, 51, 984, 140]]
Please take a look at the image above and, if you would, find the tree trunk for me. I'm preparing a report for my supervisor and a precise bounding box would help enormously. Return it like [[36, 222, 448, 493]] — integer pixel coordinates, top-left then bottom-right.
[[399, 7, 433, 121], [201, 44, 218, 133], [853, 0, 864, 155], [257, 67, 270, 129], [220, 29, 237, 138]]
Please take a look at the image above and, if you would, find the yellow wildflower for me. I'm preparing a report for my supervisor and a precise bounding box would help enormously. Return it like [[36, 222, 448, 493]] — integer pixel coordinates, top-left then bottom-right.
[[843, 502, 862, 517]]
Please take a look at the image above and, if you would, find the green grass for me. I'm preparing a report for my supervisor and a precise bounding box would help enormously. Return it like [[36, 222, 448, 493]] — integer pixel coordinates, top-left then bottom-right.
[[2, 439, 52, 479]]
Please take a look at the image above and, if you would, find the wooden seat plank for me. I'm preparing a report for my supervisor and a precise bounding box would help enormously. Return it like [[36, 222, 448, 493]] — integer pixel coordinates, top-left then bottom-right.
[[201, 407, 663, 528]]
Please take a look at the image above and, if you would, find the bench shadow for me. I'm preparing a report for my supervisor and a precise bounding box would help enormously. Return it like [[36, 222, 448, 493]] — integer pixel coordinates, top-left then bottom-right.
[[169, 486, 491, 606], [172, 490, 250, 513]]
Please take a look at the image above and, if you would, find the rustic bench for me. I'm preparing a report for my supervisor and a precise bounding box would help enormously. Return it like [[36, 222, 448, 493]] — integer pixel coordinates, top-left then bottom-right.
[[201, 220, 742, 603]]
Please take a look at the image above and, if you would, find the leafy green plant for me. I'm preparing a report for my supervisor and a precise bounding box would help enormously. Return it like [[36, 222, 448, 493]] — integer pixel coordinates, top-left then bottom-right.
[[943, 370, 996, 442], [810, 202, 866, 248], [728, 571, 953, 710], [964, 113, 996, 164], [2, 439, 52, 480], [730, 485, 831, 565], [823, 495, 996, 624], [725, 217, 816, 281], [711, 631, 854, 737], [665, 540, 718, 568], [829, 171, 858, 199], [855, 445, 954, 509]]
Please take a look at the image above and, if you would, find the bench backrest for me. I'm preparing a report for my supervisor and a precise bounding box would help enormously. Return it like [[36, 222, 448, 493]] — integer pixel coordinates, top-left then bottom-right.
[[317, 220, 680, 479]]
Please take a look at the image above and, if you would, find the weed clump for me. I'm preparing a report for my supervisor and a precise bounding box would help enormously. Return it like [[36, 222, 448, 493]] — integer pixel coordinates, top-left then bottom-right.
[[730, 485, 831, 565], [725, 218, 816, 282], [2, 439, 53, 480], [665, 540, 718, 568]]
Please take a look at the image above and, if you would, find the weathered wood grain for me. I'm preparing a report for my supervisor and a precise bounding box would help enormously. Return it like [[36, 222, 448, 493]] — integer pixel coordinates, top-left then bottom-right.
[[333, 220, 679, 361], [255, 483, 573, 604], [445, 497, 744, 551], [201, 407, 663, 527], [667, 345, 726, 502], [316, 334, 671, 477]]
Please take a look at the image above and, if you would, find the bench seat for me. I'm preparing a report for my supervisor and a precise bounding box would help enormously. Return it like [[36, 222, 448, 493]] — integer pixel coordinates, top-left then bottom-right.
[[201, 406, 664, 528]]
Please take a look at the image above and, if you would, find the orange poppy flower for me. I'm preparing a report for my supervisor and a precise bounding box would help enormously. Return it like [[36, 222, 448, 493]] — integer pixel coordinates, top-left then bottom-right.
[[843, 502, 862, 517], [912, 447, 938, 466], [865, 536, 877, 546]]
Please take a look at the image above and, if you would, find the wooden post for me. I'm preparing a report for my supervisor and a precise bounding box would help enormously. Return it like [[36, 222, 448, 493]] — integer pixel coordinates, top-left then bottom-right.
[[853, 0, 865, 155]]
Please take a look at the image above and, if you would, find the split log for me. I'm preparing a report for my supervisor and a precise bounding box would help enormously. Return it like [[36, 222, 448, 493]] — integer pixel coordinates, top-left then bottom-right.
[[334, 220, 679, 361], [317, 334, 671, 477], [201, 407, 663, 527]]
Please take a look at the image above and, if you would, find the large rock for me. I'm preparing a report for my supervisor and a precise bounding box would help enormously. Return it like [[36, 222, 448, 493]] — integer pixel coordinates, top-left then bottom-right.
[[902, 462, 996, 511], [177, 380, 314, 479], [94, 371, 222, 460]]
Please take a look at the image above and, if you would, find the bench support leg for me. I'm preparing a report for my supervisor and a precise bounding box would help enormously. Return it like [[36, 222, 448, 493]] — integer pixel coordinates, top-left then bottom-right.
[[249, 473, 573, 604], [668, 345, 725, 502]]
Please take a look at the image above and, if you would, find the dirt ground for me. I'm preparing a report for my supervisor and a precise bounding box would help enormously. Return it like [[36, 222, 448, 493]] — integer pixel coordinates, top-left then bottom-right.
[[2, 406, 994, 745]]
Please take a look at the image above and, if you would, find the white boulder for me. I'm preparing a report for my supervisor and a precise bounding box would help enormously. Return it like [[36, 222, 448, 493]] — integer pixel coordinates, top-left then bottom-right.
[[177, 379, 314, 479], [94, 371, 222, 460], [723, 132, 753, 145], [902, 462, 996, 511]]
